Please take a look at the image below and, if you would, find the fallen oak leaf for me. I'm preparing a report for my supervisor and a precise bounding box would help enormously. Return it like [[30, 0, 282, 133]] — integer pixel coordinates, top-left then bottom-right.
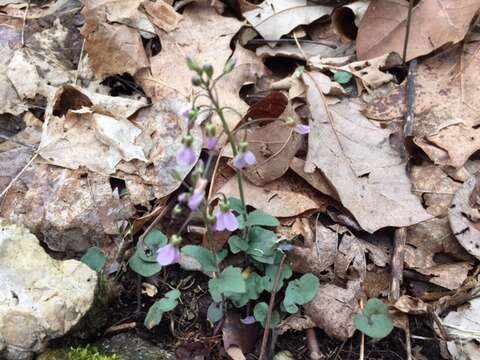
[[303, 72, 431, 232]]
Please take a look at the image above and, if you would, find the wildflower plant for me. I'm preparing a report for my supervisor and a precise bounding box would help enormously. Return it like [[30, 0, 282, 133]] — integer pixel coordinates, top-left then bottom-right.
[[126, 58, 317, 330]]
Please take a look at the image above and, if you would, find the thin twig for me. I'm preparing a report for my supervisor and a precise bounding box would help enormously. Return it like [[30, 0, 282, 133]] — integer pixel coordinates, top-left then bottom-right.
[[306, 328, 322, 360], [0, 152, 37, 200], [390, 227, 407, 301], [258, 253, 287, 360], [74, 38, 86, 85], [402, 0, 415, 63], [21, 0, 30, 47], [249, 38, 337, 49]]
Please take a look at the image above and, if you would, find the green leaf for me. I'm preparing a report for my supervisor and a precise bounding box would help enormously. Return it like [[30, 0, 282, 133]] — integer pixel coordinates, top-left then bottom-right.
[[283, 274, 319, 314], [228, 197, 246, 214], [354, 298, 393, 339], [128, 251, 162, 277], [247, 227, 278, 264], [144, 289, 181, 329], [228, 235, 249, 254], [246, 210, 280, 228], [207, 302, 223, 323], [263, 264, 292, 292], [334, 71, 353, 84], [253, 302, 280, 328], [81, 246, 106, 272], [181, 245, 225, 273], [229, 272, 265, 307], [138, 230, 168, 263], [208, 266, 246, 302]]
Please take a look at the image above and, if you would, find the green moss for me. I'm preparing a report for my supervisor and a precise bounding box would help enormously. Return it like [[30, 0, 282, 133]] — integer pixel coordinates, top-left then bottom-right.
[[37, 345, 119, 360], [67, 345, 119, 360]]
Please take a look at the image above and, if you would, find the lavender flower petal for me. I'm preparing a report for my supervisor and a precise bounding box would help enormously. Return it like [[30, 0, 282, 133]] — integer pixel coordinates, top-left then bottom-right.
[[178, 193, 188, 203], [188, 191, 204, 211], [232, 153, 246, 169], [156, 244, 181, 266], [214, 212, 226, 231], [243, 151, 257, 166], [176, 145, 196, 166], [294, 124, 310, 135], [223, 211, 239, 231], [207, 136, 218, 151], [241, 316, 256, 325]]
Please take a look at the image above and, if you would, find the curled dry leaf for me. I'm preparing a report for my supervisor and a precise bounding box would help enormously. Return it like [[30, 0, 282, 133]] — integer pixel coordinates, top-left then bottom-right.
[[142, 0, 182, 33], [449, 173, 480, 260], [277, 314, 316, 335], [243, 0, 332, 41], [310, 52, 402, 92], [303, 72, 431, 232], [356, 0, 480, 61], [394, 295, 429, 315], [290, 157, 338, 200], [217, 172, 328, 218], [331, 0, 369, 42], [304, 280, 361, 340], [81, 0, 150, 77]]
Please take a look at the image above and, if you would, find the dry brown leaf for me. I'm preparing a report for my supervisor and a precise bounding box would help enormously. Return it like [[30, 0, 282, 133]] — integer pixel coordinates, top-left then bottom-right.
[[240, 121, 302, 186], [304, 280, 361, 340], [363, 269, 390, 298], [394, 295, 429, 315], [356, 0, 480, 61], [290, 157, 338, 200], [243, 0, 332, 41], [410, 163, 461, 216], [449, 173, 480, 260], [331, 0, 369, 42], [416, 263, 471, 290], [277, 314, 315, 335], [303, 72, 431, 232], [217, 173, 328, 217], [81, 0, 150, 77], [142, 0, 182, 32], [310, 52, 402, 92]]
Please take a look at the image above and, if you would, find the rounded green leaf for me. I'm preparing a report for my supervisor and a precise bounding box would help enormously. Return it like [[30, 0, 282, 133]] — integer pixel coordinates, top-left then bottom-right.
[[144, 292, 180, 329], [128, 251, 162, 277], [283, 274, 319, 314], [334, 71, 353, 84], [181, 245, 218, 272], [81, 246, 106, 272], [253, 302, 280, 328], [138, 230, 168, 263], [207, 302, 223, 322], [228, 235, 249, 254], [354, 298, 393, 339], [246, 210, 280, 227]]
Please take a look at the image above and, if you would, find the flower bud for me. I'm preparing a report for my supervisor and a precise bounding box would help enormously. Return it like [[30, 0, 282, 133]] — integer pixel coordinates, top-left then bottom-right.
[[223, 59, 236, 74], [206, 212, 216, 224], [192, 76, 202, 86], [285, 117, 296, 128], [238, 140, 248, 153], [186, 57, 200, 72], [220, 199, 230, 213], [170, 234, 183, 247], [182, 133, 194, 147], [206, 122, 216, 137], [172, 204, 183, 218], [203, 64, 214, 79]]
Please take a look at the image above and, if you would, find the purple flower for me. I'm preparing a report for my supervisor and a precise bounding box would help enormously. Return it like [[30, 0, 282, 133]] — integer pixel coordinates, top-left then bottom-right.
[[241, 316, 256, 325], [233, 151, 256, 170], [215, 209, 239, 232], [156, 244, 181, 266], [181, 108, 190, 122], [207, 136, 218, 151], [294, 124, 310, 135], [176, 145, 196, 166], [188, 191, 204, 211], [178, 193, 188, 203]]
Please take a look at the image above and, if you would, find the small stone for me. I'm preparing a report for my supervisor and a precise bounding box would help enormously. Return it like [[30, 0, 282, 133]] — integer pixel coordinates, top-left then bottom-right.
[[0, 219, 97, 360]]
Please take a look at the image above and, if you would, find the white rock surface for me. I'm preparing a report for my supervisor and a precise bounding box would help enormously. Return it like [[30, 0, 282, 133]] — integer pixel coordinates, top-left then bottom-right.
[[0, 219, 97, 360]]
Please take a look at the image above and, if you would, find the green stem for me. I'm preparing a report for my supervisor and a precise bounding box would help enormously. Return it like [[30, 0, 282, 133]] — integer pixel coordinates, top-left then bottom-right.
[[207, 88, 248, 223]]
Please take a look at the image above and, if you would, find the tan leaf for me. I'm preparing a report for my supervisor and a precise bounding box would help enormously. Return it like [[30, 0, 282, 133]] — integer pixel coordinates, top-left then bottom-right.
[[331, 0, 369, 42], [217, 174, 328, 218], [356, 0, 480, 61], [394, 295, 429, 315], [304, 280, 361, 340], [142, 0, 182, 32], [290, 157, 338, 200], [243, 0, 332, 41], [449, 173, 480, 260], [81, 0, 150, 77], [277, 314, 315, 335], [303, 72, 431, 232]]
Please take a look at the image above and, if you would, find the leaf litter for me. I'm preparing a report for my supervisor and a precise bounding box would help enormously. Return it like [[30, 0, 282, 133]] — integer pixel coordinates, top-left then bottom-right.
[[2, 0, 480, 358]]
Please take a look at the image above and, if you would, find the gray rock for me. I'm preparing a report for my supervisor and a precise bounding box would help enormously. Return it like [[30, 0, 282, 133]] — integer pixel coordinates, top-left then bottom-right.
[[97, 333, 175, 360], [0, 219, 97, 360]]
